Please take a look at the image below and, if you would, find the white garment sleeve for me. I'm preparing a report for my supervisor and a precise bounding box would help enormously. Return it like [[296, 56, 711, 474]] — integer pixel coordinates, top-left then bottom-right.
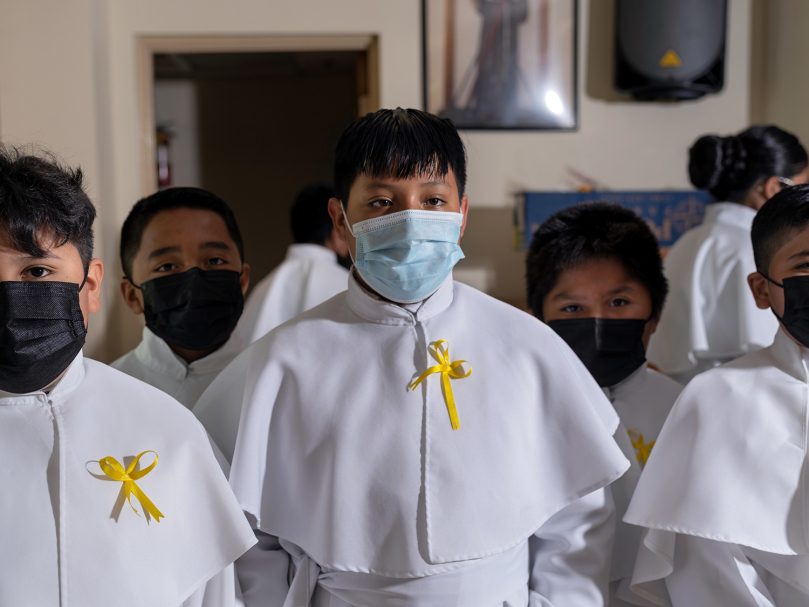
[[665, 535, 775, 607], [528, 487, 615, 606], [235, 529, 292, 607]]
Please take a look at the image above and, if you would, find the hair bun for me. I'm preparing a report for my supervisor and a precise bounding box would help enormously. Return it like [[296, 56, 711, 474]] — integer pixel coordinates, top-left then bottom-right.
[[688, 134, 747, 199]]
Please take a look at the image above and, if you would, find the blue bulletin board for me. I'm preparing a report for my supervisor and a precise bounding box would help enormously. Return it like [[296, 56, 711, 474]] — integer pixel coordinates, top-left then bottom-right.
[[519, 190, 713, 251]]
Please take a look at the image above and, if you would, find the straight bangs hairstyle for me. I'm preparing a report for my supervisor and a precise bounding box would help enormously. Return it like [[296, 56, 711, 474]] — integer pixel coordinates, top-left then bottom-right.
[[526, 202, 668, 321], [120, 186, 244, 279], [333, 107, 467, 202], [0, 146, 95, 271]]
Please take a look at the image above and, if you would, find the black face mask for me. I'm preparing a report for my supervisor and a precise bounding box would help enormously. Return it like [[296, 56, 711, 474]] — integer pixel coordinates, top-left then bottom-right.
[[0, 281, 87, 394], [761, 273, 809, 347], [547, 317, 648, 388], [135, 268, 244, 351]]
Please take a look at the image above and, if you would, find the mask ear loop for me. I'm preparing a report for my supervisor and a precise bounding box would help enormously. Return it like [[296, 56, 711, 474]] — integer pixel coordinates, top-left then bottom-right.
[[340, 202, 357, 266], [756, 270, 787, 322], [123, 275, 143, 290]]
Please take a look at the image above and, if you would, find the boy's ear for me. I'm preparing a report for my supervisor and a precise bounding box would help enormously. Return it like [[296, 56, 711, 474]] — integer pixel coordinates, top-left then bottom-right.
[[239, 262, 251, 296], [459, 194, 469, 238], [328, 197, 352, 247], [120, 275, 144, 315], [748, 271, 772, 309], [81, 259, 104, 315]]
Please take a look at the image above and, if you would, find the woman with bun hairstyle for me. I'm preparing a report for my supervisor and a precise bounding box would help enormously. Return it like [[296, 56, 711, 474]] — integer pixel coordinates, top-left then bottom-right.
[[647, 126, 808, 382]]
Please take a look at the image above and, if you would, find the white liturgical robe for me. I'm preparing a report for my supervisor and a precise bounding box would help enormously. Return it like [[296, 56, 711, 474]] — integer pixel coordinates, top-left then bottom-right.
[[235, 243, 348, 343], [624, 329, 809, 606], [604, 366, 682, 606], [647, 203, 778, 382], [0, 353, 256, 607], [113, 327, 244, 409], [199, 274, 630, 605]]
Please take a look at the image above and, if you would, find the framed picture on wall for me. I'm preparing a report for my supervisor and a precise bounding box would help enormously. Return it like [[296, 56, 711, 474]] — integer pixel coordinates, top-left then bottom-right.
[[422, 0, 578, 130]]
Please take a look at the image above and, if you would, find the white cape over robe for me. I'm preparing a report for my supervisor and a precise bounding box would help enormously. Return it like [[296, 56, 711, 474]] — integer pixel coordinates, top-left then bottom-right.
[[624, 329, 809, 605], [112, 327, 244, 409], [235, 243, 348, 344], [0, 353, 256, 606], [647, 203, 778, 381], [201, 274, 629, 603]]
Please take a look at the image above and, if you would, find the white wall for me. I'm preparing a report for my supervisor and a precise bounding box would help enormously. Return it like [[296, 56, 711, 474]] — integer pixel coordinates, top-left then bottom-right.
[[0, 0, 755, 359], [754, 0, 809, 145]]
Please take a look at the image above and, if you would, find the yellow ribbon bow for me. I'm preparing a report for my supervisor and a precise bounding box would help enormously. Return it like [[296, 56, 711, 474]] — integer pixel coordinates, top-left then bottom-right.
[[98, 450, 165, 522], [408, 339, 472, 431], [628, 429, 655, 468]]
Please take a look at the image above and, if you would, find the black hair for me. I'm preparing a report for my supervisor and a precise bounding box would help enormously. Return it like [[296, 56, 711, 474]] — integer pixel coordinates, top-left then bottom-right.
[[526, 202, 668, 321], [688, 125, 807, 202], [120, 186, 244, 278], [333, 107, 467, 203], [751, 183, 809, 273], [290, 183, 335, 245], [0, 146, 95, 271]]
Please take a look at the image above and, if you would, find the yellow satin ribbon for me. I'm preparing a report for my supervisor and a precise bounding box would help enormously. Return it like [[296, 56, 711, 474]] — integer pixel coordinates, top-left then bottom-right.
[[408, 339, 472, 431], [628, 429, 655, 468], [98, 450, 165, 522]]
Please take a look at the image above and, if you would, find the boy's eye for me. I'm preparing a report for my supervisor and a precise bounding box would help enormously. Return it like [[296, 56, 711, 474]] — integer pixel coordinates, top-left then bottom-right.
[[208, 257, 227, 266], [424, 197, 445, 207], [154, 262, 178, 273], [25, 266, 52, 279], [561, 304, 582, 313], [610, 298, 631, 307], [369, 198, 392, 209]]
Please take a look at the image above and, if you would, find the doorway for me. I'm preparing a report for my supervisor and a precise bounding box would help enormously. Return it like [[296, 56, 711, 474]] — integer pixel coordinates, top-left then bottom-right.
[[137, 36, 379, 285]]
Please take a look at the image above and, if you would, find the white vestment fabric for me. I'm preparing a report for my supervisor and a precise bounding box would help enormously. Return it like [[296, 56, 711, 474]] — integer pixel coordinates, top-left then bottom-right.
[[235, 243, 348, 344], [624, 329, 809, 605], [0, 353, 256, 607], [112, 326, 244, 409], [604, 367, 682, 606], [203, 274, 630, 605], [647, 203, 778, 382]]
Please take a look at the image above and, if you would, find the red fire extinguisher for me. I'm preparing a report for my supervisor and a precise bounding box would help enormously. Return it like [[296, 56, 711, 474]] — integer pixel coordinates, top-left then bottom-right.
[[156, 125, 172, 188]]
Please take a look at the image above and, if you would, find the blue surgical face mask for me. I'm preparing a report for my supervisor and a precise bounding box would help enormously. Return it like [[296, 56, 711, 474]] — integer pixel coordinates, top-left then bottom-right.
[[344, 208, 465, 304]]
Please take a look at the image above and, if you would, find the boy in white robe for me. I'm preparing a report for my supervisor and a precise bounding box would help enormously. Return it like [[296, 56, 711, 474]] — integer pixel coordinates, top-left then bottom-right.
[[113, 187, 251, 408], [526, 202, 682, 606], [197, 108, 630, 606], [624, 184, 809, 605], [0, 148, 255, 606], [235, 183, 349, 344], [647, 126, 808, 383]]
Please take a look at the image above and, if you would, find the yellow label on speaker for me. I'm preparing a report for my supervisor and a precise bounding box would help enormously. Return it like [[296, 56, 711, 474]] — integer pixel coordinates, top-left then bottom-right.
[[659, 49, 683, 68]]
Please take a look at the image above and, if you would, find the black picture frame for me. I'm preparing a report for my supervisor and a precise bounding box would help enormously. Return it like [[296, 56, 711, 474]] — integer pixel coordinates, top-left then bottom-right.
[[422, 0, 579, 131]]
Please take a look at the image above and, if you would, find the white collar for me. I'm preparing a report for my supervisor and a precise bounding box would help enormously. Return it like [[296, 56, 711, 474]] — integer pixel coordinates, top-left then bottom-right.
[[345, 272, 455, 325], [703, 202, 757, 230], [134, 327, 243, 380]]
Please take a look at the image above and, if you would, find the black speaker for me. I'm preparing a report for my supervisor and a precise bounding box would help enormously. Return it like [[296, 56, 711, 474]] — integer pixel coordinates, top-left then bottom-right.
[[615, 0, 727, 101]]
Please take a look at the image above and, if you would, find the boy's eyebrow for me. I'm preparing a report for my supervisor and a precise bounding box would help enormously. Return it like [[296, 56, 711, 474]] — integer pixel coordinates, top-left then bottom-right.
[[550, 284, 636, 301], [147, 245, 181, 260], [787, 250, 809, 261], [199, 241, 233, 251]]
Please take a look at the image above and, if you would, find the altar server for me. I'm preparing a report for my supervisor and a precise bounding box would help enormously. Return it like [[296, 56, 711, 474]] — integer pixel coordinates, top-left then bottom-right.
[[0, 148, 255, 606], [625, 184, 809, 605], [527, 202, 682, 606], [113, 187, 250, 408], [647, 125, 808, 383], [235, 183, 349, 343], [197, 108, 629, 606]]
